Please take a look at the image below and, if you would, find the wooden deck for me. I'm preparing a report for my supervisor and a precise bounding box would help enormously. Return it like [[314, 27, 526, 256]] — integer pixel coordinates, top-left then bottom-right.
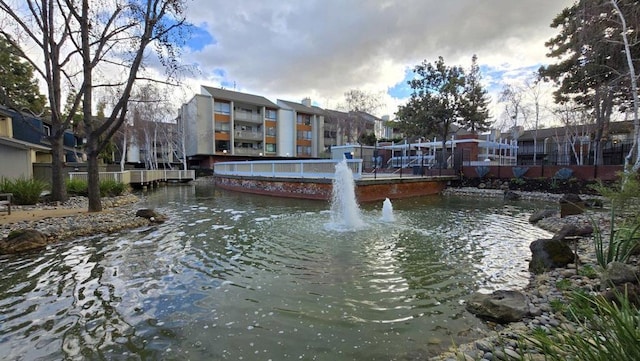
[[68, 170, 195, 185]]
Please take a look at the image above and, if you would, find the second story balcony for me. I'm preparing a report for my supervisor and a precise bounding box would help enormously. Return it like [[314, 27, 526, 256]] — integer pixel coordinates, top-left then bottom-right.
[[234, 130, 263, 141]]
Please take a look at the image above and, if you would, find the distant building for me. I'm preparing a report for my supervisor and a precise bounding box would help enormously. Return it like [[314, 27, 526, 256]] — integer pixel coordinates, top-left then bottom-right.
[[0, 105, 83, 180], [277, 98, 325, 157], [178, 86, 281, 168]]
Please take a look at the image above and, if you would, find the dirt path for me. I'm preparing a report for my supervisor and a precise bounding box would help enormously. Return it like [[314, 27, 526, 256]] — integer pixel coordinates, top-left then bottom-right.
[[0, 208, 88, 226]]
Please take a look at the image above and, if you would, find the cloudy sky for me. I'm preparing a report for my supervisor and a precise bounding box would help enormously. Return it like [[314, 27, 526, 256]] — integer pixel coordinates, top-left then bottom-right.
[[175, 0, 574, 122]]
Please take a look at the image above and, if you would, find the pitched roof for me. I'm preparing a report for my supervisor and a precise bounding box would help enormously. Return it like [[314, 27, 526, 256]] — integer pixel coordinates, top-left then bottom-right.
[[517, 120, 634, 141], [201, 86, 278, 108], [277, 99, 325, 115]]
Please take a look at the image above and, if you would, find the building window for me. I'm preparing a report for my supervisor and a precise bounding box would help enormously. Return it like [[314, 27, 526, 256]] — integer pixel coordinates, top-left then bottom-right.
[[216, 140, 229, 151], [297, 146, 311, 155], [296, 114, 311, 125], [297, 130, 312, 140], [214, 101, 230, 114], [265, 109, 277, 120], [42, 124, 51, 136], [266, 143, 276, 152], [266, 126, 276, 136], [215, 122, 230, 132]]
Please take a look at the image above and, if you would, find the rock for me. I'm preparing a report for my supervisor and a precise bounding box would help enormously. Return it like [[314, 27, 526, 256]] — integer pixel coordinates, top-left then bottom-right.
[[559, 194, 585, 217], [529, 239, 577, 274], [478, 183, 487, 189], [551, 224, 592, 240], [529, 209, 557, 224], [601, 282, 640, 307], [503, 191, 521, 201], [135, 208, 168, 224], [0, 229, 48, 254], [600, 261, 638, 288], [466, 290, 529, 323], [584, 198, 604, 208]]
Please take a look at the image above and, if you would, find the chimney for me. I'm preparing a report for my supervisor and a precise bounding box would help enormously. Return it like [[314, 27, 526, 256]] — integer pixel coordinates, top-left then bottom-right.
[[301, 97, 312, 107]]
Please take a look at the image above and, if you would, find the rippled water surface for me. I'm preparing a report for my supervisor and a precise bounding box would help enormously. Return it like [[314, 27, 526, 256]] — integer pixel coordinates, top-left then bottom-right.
[[0, 185, 552, 360]]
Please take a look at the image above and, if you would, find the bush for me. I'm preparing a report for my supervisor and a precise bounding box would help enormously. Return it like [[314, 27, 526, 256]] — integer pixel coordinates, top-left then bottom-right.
[[99, 179, 128, 197], [0, 177, 48, 205], [66, 178, 88, 196]]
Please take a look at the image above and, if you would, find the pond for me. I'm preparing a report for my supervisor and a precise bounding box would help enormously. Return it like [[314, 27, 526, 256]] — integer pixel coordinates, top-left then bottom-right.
[[0, 184, 552, 360]]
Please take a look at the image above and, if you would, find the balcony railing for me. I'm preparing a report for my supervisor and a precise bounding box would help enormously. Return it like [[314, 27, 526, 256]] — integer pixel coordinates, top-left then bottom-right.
[[234, 111, 263, 123], [214, 159, 363, 179], [233, 147, 263, 156], [234, 130, 263, 140]]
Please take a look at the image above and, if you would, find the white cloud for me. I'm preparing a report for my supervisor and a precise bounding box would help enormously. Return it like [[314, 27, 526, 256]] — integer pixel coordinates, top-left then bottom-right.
[[177, 0, 573, 120]]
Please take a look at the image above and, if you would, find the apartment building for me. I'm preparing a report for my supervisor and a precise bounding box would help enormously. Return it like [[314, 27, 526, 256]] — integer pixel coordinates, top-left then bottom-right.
[[0, 105, 82, 180], [276, 98, 324, 157], [179, 86, 280, 168]]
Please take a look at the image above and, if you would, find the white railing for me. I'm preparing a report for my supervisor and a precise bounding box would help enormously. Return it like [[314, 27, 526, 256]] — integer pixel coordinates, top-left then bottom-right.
[[69, 170, 195, 183], [214, 159, 363, 179]]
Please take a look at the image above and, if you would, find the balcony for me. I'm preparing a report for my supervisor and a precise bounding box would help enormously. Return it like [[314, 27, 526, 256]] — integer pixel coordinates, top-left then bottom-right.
[[234, 130, 263, 141], [234, 111, 263, 124], [234, 147, 263, 156]]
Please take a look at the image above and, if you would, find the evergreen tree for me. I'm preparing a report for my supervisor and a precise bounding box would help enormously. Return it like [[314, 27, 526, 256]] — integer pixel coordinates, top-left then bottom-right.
[[539, 0, 639, 165], [395, 56, 466, 166], [460, 54, 491, 134], [0, 37, 46, 114]]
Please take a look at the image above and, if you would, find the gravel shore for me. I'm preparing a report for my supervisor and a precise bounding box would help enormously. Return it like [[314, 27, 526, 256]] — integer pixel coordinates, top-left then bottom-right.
[[0, 194, 149, 243], [433, 187, 616, 360]]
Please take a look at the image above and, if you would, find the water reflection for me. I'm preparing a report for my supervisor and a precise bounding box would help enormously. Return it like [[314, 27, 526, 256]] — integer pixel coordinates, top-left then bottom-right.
[[0, 185, 553, 360]]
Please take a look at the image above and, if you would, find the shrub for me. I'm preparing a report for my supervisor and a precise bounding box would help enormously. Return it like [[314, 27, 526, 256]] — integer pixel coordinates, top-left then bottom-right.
[[66, 178, 88, 196], [475, 165, 490, 178], [512, 166, 529, 178], [553, 168, 574, 180], [1, 177, 48, 205], [99, 179, 128, 197]]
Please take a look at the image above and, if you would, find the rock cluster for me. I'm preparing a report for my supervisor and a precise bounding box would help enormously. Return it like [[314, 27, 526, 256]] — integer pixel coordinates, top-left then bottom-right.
[[432, 187, 633, 361], [0, 194, 166, 254]]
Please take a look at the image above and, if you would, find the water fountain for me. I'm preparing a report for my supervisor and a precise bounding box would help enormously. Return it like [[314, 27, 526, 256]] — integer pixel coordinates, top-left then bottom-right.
[[381, 197, 395, 222], [328, 159, 365, 230]]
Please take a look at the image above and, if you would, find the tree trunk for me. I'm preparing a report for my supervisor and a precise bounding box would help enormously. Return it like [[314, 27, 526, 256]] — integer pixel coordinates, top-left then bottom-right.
[[86, 148, 102, 212], [49, 135, 68, 202]]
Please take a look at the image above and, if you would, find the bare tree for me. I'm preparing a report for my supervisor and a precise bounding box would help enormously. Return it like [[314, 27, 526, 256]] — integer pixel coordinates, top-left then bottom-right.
[[611, 0, 640, 171], [1, 0, 188, 211], [553, 103, 592, 165], [0, 0, 85, 202], [339, 89, 383, 143]]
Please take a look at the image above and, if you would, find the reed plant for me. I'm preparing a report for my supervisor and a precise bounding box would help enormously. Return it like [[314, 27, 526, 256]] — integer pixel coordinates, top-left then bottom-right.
[[99, 179, 129, 197], [527, 289, 640, 361], [589, 173, 640, 268], [66, 178, 88, 196], [0, 177, 48, 205]]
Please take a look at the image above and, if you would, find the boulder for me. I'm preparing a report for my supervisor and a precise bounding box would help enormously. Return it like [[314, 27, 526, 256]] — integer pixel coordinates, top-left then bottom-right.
[[584, 198, 604, 208], [551, 224, 594, 241], [529, 239, 577, 274], [503, 190, 521, 201], [602, 282, 640, 307], [466, 290, 529, 323], [559, 194, 585, 217], [529, 209, 557, 224], [135, 208, 168, 224], [600, 261, 638, 288], [0, 229, 48, 254]]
